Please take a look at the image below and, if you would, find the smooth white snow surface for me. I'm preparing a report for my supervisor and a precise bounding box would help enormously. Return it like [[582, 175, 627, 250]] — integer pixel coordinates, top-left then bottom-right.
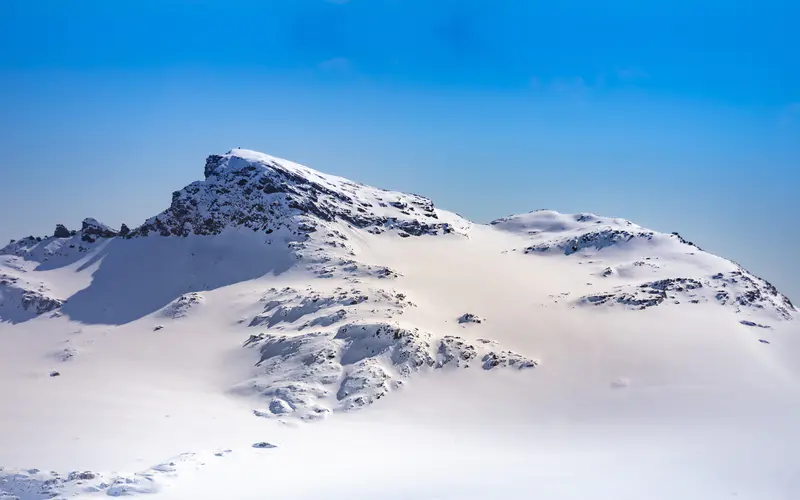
[[1, 149, 798, 499]]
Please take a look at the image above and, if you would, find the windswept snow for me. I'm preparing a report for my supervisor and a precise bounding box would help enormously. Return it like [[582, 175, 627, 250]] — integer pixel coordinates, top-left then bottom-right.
[[1, 149, 798, 499]]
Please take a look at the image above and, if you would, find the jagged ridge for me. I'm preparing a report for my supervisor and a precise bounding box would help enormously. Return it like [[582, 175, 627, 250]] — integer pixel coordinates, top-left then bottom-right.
[[132, 149, 455, 239]]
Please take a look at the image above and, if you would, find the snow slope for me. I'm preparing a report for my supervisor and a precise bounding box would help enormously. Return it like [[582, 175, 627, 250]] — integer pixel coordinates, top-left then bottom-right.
[[1, 149, 798, 499]]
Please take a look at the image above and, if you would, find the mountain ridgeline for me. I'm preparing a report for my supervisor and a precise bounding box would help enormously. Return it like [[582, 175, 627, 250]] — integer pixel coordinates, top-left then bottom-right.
[[1, 149, 795, 327]]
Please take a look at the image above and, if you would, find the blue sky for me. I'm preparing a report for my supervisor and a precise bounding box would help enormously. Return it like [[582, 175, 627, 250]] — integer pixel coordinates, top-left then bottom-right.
[[1, 0, 798, 300]]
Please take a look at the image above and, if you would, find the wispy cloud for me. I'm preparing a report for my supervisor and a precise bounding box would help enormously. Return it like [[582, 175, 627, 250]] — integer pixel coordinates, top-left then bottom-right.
[[318, 57, 351, 72]]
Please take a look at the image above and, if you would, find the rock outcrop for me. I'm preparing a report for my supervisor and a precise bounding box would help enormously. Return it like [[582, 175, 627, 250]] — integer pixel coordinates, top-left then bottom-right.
[[131, 149, 457, 239], [580, 268, 795, 320], [53, 224, 71, 238], [81, 218, 118, 242]]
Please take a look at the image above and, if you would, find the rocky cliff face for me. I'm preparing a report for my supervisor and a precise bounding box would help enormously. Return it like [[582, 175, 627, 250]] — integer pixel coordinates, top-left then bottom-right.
[[132, 149, 457, 240], [81, 218, 118, 242]]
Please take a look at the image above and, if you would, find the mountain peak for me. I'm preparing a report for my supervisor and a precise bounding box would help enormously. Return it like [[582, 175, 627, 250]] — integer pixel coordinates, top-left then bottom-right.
[[134, 149, 460, 239], [203, 149, 327, 182]]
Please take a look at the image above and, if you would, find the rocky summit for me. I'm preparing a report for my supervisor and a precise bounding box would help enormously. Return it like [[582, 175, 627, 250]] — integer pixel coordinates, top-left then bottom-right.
[[133, 149, 456, 239]]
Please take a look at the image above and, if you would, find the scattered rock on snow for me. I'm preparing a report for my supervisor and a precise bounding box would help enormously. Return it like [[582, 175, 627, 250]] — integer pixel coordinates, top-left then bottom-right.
[[740, 320, 771, 329], [67, 471, 97, 481], [482, 351, 538, 370], [243, 333, 266, 347], [235, 325, 538, 419], [579, 268, 795, 320], [436, 336, 478, 367], [161, 292, 204, 319], [0, 273, 66, 321], [268, 399, 294, 415], [55, 347, 78, 362], [525, 228, 655, 256], [457, 313, 483, 324], [580, 278, 702, 310], [0, 452, 215, 499], [249, 286, 409, 329]]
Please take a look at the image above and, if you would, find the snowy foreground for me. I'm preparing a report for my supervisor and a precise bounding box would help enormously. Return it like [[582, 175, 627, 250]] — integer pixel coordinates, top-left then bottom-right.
[[1, 149, 798, 499]]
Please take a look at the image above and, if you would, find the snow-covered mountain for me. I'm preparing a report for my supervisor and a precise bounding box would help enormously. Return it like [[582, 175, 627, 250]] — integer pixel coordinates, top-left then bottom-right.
[[1, 149, 798, 500]]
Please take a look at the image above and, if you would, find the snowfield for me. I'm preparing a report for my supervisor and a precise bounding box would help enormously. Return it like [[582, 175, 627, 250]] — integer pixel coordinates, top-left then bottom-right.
[[1, 149, 798, 499]]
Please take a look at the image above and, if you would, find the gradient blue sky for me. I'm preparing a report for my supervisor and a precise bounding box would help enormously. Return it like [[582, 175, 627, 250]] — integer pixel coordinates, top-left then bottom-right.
[[1, 0, 798, 300]]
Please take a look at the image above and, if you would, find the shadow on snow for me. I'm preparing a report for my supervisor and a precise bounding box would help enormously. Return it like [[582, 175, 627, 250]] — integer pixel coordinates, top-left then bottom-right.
[[59, 233, 295, 325]]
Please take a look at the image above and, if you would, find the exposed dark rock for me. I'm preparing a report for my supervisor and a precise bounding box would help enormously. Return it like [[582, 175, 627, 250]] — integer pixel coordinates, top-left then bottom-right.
[[525, 228, 655, 255], [741, 320, 771, 329], [581, 269, 794, 319], [21, 291, 64, 315], [119, 223, 131, 237], [458, 313, 484, 324], [244, 333, 266, 347], [53, 224, 71, 238], [80, 218, 118, 242], [252, 441, 277, 449], [482, 351, 538, 370], [582, 278, 703, 309], [671, 231, 702, 250], [131, 152, 452, 239], [715, 267, 795, 319], [67, 471, 97, 481], [204, 154, 225, 178], [437, 336, 477, 367]]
